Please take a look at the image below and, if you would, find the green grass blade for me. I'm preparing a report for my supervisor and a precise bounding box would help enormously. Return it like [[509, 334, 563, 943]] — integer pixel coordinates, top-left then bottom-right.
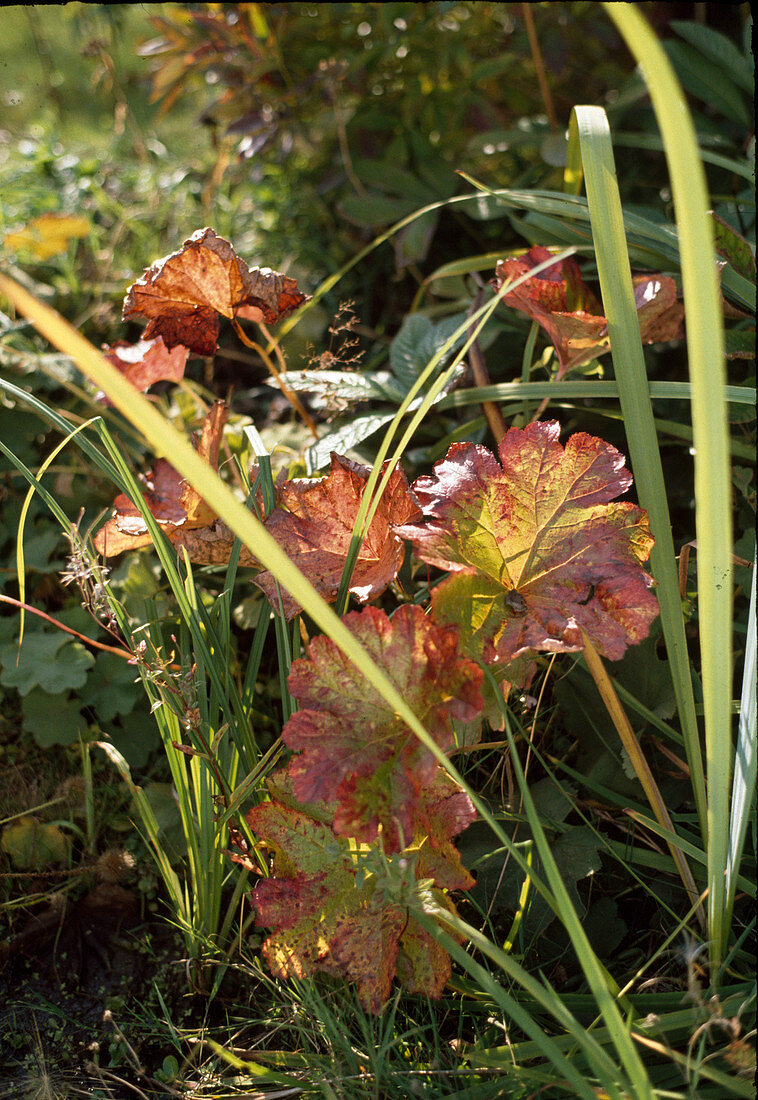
[[605, 0, 735, 973], [566, 103, 707, 840], [726, 549, 756, 927], [414, 910, 625, 1099], [491, 693, 655, 1098]]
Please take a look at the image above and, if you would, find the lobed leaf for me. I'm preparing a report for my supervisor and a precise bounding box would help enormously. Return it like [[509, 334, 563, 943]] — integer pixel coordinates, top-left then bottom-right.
[[248, 784, 467, 1013], [255, 453, 420, 619], [491, 246, 683, 377], [123, 227, 309, 357], [94, 401, 258, 567], [282, 604, 482, 851], [98, 336, 188, 404], [394, 421, 658, 672]]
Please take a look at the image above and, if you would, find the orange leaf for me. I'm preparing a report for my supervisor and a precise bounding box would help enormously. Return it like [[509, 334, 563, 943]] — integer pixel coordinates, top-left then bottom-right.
[[123, 227, 310, 357], [491, 246, 683, 378], [94, 401, 257, 567], [98, 337, 188, 404], [255, 453, 421, 619]]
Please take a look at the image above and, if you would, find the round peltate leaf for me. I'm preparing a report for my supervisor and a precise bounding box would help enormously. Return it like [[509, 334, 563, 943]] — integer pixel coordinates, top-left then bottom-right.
[[80, 652, 140, 722], [1, 633, 94, 695], [1, 815, 70, 869], [22, 689, 87, 747]]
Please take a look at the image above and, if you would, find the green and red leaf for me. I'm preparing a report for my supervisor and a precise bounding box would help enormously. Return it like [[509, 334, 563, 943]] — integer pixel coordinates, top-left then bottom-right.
[[247, 785, 467, 1013], [283, 604, 482, 851], [394, 420, 658, 672], [255, 453, 421, 619], [491, 246, 683, 377]]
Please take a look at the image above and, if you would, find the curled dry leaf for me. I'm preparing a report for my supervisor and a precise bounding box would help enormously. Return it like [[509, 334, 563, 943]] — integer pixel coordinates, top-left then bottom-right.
[[123, 227, 310, 357], [282, 603, 482, 852], [394, 420, 658, 674], [94, 401, 258, 567], [97, 337, 188, 404], [248, 779, 468, 1014], [491, 246, 683, 377], [255, 453, 421, 619]]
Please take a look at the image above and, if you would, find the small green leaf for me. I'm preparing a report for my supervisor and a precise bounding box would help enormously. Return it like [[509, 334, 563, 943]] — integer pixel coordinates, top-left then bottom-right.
[[394, 209, 440, 268], [671, 20, 754, 94], [338, 194, 418, 229], [305, 412, 396, 473], [1, 633, 94, 695], [22, 688, 87, 747], [662, 39, 750, 126], [139, 782, 187, 863], [80, 652, 140, 722], [389, 312, 467, 391], [351, 159, 435, 203], [103, 703, 160, 769], [1, 815, 70, 869], [582, 896, 628, 958], [710, 212, 757, 284]]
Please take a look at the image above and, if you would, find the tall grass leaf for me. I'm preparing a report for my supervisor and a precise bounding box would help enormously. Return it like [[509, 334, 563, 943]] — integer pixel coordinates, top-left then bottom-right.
[[566, 104, 707, 846], [490, 690, 654, 1099], [605, 0, 735, 972], [726, 550, 757, 926], [15, 419, 98, 647]]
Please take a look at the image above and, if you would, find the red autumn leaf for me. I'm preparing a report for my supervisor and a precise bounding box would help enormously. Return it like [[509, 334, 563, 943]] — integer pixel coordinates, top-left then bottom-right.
[[491, 246, 683, 377], [394, 420, 658, 672], [632, 274, 685, 343], [254, 453, 421, 620], [282, 604, 482, 852], [94, 401, 258, 567], [98, 337, 188, 404], [247, 784, 467, 1013], [122, 227, 309, 357]]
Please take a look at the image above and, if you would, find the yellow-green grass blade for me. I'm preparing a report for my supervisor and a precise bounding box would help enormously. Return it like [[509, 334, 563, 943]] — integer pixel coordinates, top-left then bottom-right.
[[14, 419, 98, 648], [604, 0, 735, 971], [567, 103, 707, 844]]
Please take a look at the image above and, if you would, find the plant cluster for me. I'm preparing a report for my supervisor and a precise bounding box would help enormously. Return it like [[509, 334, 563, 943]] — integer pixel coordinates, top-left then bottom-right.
[[64, 224, 673, 1011], [0, 5, 754, 1095]]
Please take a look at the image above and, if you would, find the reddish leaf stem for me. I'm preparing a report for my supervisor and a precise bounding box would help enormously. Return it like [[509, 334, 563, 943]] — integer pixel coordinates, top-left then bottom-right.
[[0, 594, 133, 658]]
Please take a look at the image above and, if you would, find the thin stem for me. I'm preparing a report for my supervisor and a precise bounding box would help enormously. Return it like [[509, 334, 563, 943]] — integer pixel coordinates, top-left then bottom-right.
[[232, 318, 319, 438], [581, 631, 705, 927]]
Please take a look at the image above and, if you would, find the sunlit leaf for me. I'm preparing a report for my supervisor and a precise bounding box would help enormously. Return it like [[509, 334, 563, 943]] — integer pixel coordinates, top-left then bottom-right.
[[123, 227, 309, 356], [255, 453, 420, 619], [395, 420, 658, 672], [491, 246, 683, 377], [282, 603, 482, 851], [98, 337, 188, 403], [248, 781, 468, 1013], [94, 401, 257, 567]]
